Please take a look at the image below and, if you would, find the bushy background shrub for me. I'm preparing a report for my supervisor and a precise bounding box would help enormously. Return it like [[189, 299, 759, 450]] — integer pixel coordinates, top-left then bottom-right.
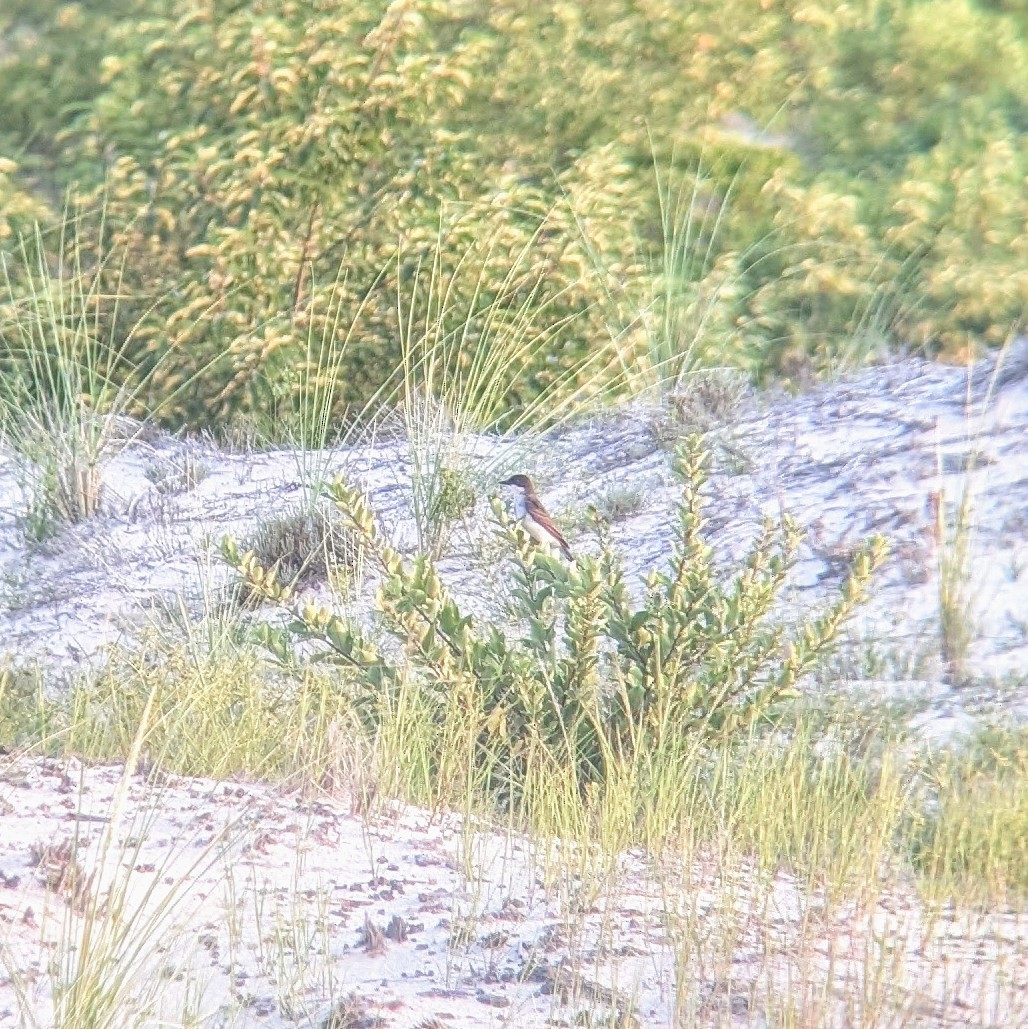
[[2, 0, 1025, 430]]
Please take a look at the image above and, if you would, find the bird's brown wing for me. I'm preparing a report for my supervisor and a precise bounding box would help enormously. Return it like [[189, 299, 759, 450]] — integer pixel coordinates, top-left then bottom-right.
[[526, 496, 574, 560]]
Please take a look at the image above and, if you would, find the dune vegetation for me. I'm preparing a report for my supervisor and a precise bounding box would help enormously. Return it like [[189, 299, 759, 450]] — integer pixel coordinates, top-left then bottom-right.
[[1, 0, 1026, 431], [1, 2, 1027, 1025]]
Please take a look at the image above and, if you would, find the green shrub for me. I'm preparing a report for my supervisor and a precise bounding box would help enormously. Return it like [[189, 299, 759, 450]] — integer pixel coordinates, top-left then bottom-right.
[[59, 0, 627, 424], [2, 0, 1025, 424], [224, 438, 886, 801], [0, 158, 51, 242], [0, 1, 152, 180]]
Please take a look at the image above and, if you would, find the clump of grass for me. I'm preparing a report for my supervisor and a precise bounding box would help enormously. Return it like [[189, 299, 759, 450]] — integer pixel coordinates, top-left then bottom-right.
[[144, 451, 208, 496], [908, 726, 1028, 903], [0, 214, 193, 542], [398, 391, 489, 560], [0, 662, 63, 750], [932, 482, 978, 684], [667, 366, 750, 427], [591, 157, 741, 397], [930, 345, 1018, 684], [243, 505, 362, 594], [562, 484, 647, 539], [695, 719, 908, 895], [320, 992, 378, 1028], [29, 836, 91, 911], [389, 220, 618, 559], [66, 630, 357, 786], [0, 222, 123, 539], [594, 484, 646, 523]]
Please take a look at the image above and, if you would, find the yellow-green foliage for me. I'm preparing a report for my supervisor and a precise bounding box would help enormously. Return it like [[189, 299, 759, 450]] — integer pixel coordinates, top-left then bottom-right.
[[0, 0, 149, 190], [224, 439, 887, 801], [910, 727, 1028, 902], [66, 637, 357, 783], [0, 159, 50, 241], [63, 1, 631, 422], [2, 0, 1026, 427]]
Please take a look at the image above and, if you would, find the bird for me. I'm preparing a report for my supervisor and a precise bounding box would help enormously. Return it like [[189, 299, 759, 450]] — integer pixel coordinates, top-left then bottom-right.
[[500, 474, 573, 561]]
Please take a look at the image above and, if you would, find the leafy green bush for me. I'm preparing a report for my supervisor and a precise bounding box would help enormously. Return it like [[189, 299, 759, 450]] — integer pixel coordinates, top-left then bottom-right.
[[0, 158, 50, 243], [2, 0, 1025, 425], [223, 438, 886, 800], [0, 1, 152, 178], [58, 0, 626, 424]]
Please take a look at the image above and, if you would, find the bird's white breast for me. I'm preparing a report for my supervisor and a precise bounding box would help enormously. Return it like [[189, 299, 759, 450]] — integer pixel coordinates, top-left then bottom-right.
[[521, 512, 552, 546]]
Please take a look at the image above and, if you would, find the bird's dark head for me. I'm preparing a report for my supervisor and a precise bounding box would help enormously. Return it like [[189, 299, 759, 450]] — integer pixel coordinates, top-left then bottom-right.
[[500, 474, 535, 493]]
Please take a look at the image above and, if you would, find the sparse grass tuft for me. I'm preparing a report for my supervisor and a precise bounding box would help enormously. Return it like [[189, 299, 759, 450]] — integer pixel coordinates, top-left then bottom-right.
[[932, 481, 978, 684], [243, 505, 362, 594], [320, 992, 378, 1028], [930, 347, 1013, 685], [0, 214, 201, 541], [144, 451, 208, 496], [666, 366, 752, 430], [562, 483, 650, 539], [593, 484, 647, 526]]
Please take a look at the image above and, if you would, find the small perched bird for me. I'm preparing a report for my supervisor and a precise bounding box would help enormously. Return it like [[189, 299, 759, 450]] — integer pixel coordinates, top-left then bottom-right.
[[500, 474, 573, 561]]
